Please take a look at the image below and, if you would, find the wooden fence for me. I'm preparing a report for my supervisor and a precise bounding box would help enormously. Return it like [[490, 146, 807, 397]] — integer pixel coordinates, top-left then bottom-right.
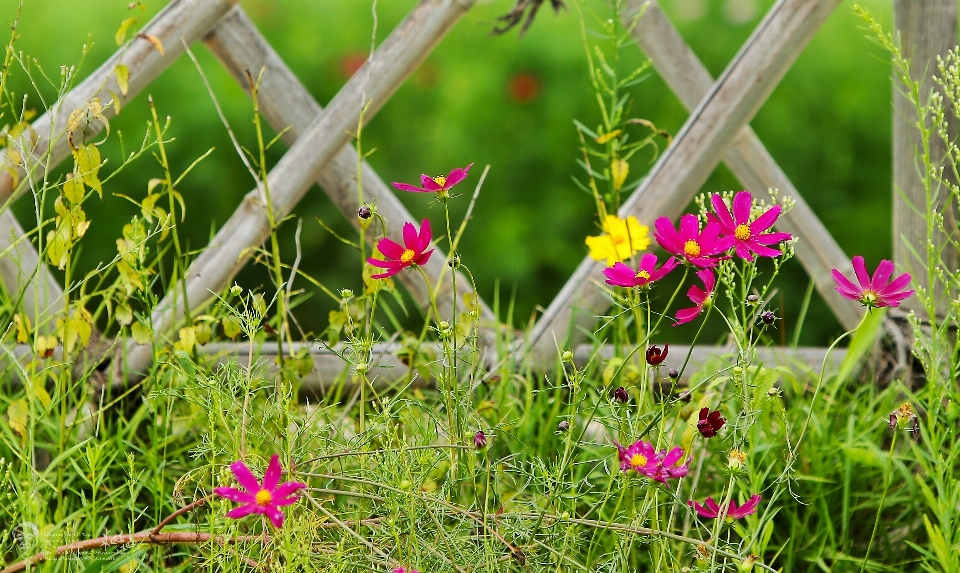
[[0, 0, 950, 390]]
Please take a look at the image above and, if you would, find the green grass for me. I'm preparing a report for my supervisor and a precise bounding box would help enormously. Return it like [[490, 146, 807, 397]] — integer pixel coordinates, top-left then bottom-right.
[[1, 1, 958, 572]]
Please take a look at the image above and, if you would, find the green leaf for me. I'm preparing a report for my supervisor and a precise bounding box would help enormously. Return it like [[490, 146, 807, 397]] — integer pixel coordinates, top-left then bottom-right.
[[63, 174, 85, 204], [131, 321, 152, 345], [837, 308, 885, 384]]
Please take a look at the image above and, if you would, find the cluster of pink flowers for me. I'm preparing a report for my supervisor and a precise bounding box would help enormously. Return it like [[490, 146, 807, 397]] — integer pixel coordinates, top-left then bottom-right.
[[602, 191, 793, 326], [613, 439, 690, 484]]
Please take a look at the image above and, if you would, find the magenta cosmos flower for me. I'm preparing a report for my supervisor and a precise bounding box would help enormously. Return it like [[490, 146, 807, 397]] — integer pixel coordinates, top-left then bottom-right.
[[674, 269, 715, 326], [367, 219, 435, 279], [214, 455, 307, 529], [654, 214, 731, 268], [688, 494, 761, 520], [831, 256, 914, 308], [394, 568, 420, 573], [613, 440, 690, 484], [709, 192, 792, 261], [392, 163, 474, 197], [603, 253, 678, 288]]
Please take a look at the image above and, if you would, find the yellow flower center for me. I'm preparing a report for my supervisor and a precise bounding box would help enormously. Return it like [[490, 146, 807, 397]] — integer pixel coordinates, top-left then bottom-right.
[[734, 224, 751, 241], [432, 175, 447, 187], [683, 240, 701, 257], [629, 453, 648, 468], [613, 234, 627, 245], [635, 270, 651, 280], [400, 249, 416, 264], [255, 489, 273, 506], [861, 290, 878, 306]]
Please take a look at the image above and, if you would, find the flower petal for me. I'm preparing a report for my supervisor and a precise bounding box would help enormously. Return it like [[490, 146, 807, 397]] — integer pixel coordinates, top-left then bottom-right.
[[214, 487, 255, 504], [272, 481, 306, 501], [225, 503, 261, 519], [654, 217, 682, 253], [262, 455, 282, 490], [376, 238, 405, 260], [674, 306, 702, 326], [710, 194, 735, 229], [750, 205, 782, 233], [879, 272, 912, 295], [229, 460, 261, 493], [392, 182, 426, 193], [732, 191, 753, 223], [444, 163, 473, 188], [852, 256, 870, 288], [832, 269, 861, 298], [870, 259, 895, 290], [420, 174, 442, 192], [418, 218, 433, 251], [402, 221, 418, 249], [266, 506, 285, 529], [679, 214, 700, 242]]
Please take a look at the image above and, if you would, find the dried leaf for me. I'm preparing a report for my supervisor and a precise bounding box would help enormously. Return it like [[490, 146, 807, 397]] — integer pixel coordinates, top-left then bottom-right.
[[611, 159, 629, 191], [138, 33, 164, 56], [7, 399, 28, 438]]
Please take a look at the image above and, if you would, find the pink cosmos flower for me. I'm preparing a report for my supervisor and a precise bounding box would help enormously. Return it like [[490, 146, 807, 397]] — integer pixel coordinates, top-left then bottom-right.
[[214, 455, 307, 529], [831, 256, 914, 308], [367, 219, 435, 279], [392, 163, 474, 197], [603, 253, 678, 288], [688, 494, 762, 520], [709, 192, 792, 261], [394, 568, 420, 573], [674, 269, 715, 326], [613, 440, 690, 484], [654, 214, 732, 268]]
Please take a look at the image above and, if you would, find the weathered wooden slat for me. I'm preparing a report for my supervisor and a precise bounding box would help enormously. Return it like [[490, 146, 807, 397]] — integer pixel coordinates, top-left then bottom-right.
[[118, 0, 476, 382], [2, 340, 845, 395], [0, 0, 240, 206], [892, 0, 958, 317], [202, 6, 494, 326], [0, 211, 63, 333], [526, 0, 842, 362], [623, 0, 861, 330]]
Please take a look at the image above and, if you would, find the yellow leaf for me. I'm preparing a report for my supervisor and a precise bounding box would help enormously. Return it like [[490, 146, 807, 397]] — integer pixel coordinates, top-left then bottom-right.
[[32, 385, 52, 409], [67, 107, 87, 132], [5, 148, 21, 167], [75, 220, 91, 238], [131, 321, 152, 345], [139, 33, 164, 56], [176, 326, 196, 354], [34, 334, 57, 357], [74, 144, 102, 198], [221, 317, 241, 340], [194, 322, 211, 345], [13, 314, 30, 343], [7, 399, 28, 438], [115, 64, 129, 96], [63, 174, 85, 204], [595, 129, 622, 144], [611, 159, 629, 191], [115, 16, 138, 46], [147, 178, 164, 193], [115, 302, 133, 326]]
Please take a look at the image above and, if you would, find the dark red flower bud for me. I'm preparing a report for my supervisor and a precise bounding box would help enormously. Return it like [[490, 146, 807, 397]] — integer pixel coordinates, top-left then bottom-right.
[[557, 420, 570, 432], [612, 386, 629, 403], [474, 430, 487, 449], [646, 343, 669, 366], [697, 407, 726, 438], [357, 204, 372, 219], [761, 311, 777, 325], [668, 368, 680, 379]]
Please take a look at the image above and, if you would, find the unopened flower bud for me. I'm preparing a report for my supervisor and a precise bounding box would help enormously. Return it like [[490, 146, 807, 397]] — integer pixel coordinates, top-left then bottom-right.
[[561, 350, 574, 363], [357, 204, 372, 219], [354, 362, 370, 375], [230, 284, 242, 297], [448, 252, 460, 268], [947, 402, 960, 423], [474, 430, 487, 449], [761, 311, 777, 325], [557, 420, 570, 432], [399, 479, 412, 490], [612, 386, 629, 403], [746, 294, 760, 304], [668, 368, 680, 379], [767, 386, 780, 397], [340, 288, 354, 299], [438, 320, 452, 336]]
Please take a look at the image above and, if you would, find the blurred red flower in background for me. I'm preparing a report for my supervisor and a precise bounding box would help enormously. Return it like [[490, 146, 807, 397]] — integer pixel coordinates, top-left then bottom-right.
[[509, 72, 541, 103]]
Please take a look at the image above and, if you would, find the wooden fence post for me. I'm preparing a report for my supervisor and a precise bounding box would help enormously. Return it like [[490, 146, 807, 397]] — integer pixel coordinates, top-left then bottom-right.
[[892, 0, 958, 317]]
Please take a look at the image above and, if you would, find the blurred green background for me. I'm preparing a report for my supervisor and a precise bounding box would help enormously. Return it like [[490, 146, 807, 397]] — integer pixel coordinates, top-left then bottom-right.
[[5, 0, 894, 346]]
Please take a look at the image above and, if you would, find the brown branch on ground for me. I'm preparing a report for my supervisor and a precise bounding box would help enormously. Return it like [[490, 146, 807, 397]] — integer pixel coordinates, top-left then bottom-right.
[[491, 0, 566, 37]]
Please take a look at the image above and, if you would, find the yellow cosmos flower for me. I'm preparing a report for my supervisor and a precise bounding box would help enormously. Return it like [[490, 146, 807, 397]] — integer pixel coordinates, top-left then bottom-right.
[[586, 215, 650, 265]]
